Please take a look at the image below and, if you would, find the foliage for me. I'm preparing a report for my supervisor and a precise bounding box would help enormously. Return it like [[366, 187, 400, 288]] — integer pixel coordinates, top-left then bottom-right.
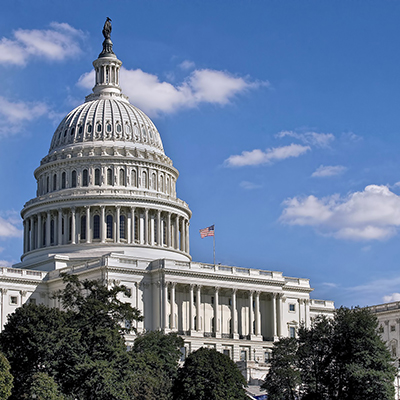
[[0, 275, 142, 400], [129, 331, 184, 400], [173, 347, 247, 400], [0, 352, 13, 400], [25, 372, 64, 400], [262, 307, 396, 400]]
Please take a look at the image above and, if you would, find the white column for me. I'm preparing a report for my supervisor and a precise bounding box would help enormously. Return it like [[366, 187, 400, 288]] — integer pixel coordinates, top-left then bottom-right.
[[37, 213, 42, 248], [255, 291, 261, 336], [180, 218, 185, 252], [189, 284, 194, 331], [249, 291, 254, 336], [167, 212, 171, 247], [186, 220, 189, 254], [46, 211, 51, 247], [71, 208, 76, 244], [144, 209, 149, 245], [116, 206, 120, 243], [272, 293, 277, 338], [196, 285, 201, 331], [171, 283, 176, 330], [215, 287, 220, 335], [23, 221, 27, 253], [58, 209, 62, 246], [298, 299, 302, 324], [163, 282, 169, 330], [131, 207, 135, 244], [175, 216, 179, 249], [100, 206, 105, 243], [86, 206, 91, 243], [157, 210, 161, 246], [232, 289, 238, 337], [277, 294, 284, 337], [305, 299, 310, 328], [30, 217, 34, 250]]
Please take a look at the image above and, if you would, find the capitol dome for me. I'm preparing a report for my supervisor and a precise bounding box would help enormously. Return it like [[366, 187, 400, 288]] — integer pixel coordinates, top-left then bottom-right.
[[20, 24, 191, 266]]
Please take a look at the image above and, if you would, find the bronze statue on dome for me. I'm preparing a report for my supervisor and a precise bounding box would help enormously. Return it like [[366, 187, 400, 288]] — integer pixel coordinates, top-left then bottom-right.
[[102, 17, 112, 40]]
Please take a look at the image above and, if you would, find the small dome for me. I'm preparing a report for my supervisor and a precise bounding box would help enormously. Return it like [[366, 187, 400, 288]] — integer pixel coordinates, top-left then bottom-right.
[[49, 98, 164, 155]]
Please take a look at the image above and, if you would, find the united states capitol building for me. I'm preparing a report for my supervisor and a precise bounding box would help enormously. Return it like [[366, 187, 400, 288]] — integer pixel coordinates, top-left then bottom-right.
[[1, 22, 334, 382]]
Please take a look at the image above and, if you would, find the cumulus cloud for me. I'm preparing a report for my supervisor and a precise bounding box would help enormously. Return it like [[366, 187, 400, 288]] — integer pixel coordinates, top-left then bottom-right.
[[78, 67, 268, 116], [311, 165, 347, 178], [276, 130, 335, 148], [0, 22, 83, 65], [240, 181, 262, 190], [0, 96, 49, 136], [179, 60, 195, 70], [280, 184, 400, 241], [0, 213, 22, 238], [383, 293, 400, 303], [0, 260, 13, 268], [225, 144, 310, 167]]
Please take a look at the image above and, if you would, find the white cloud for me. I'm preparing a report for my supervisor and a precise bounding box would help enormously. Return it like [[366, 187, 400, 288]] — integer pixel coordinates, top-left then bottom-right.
[[240, 181, 262, 190], [225, 144, 310, 167], [0, 260, 13, 268], [311, 165, 347, 178], [179, 60, 195, 70], [78, 67, 268, 116], [281, 185, 400, 240], [383, 293, 400, 303], [0, 214, 22, 238], [0, 96, 49, 136], [0, 22, 83, 66], [277, 130, 334, 148]]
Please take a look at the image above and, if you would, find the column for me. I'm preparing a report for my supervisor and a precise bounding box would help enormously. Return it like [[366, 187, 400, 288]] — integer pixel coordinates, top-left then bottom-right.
[[71, 208, 76, 244], [167, 212, 171, 247], [157, 210, 161, 246], [232, 289, 238, 338], [171, 283, 176, 330], [100, 206, 105, 243], [85, 206, 90, 243], [186, 220, 190, 254], [272, 293, 277, 338], [58, 209, 62, 246], [130, 207, 135, 244], [189, 284, 194, 331], [255, 291, 261, 336], [163, 282, 169, 330], [116, 206, 120, 243], [46, 211, 51, 247], [23, 221, 27, 253], [249, 291, 254, 336], [196, 285, 201, 331], [37, 213, 42, 249], [298, 299, 303, 324], [180, 218, 185, 252], [175, 216, 179, 250], [215, 287, 220, 336], [29, 217, 34, 250], [277, 294, 284, 337], [144, 209, 149, 245], [304, 299, 310, 328]]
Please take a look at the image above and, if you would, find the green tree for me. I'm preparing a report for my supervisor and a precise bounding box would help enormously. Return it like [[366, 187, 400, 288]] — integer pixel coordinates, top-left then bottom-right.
[[25, 372, 64, 400], [262, 307, 396, 400], [173, 347, 247, 400], [0, 352, 13, 400], [129, 331, 184, 400]]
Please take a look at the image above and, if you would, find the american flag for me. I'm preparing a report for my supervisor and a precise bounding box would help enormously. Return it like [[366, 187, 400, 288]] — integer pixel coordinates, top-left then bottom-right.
[[199, 225, 215, 238]]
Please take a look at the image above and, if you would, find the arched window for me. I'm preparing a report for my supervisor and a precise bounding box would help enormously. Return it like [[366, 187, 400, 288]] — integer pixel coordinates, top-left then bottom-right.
[[106, 215, 113, 239], [160, 175, 164, 192], [142, 171, 148, 189], [82, 169, 88, 187], [88, 124, 92, 133], [97, 123, 102, 133], [46, 176, 50, 193], [71, 171, 77, 188], [50, 219, 55, 245], [61, 172, 66, 189], [120, 215, 126, 240], [107, 168, 113, 186], [80, 216, 86, 240], [53, 174, 57, 191], [95, 169, 100, 186], [119, 169, 125, 186], [152, 173, 156, 190], [107, 123, 112, 133], [166, 176, 169, 194], [131, 169, 137, 187], [93, 215, 100, 239]]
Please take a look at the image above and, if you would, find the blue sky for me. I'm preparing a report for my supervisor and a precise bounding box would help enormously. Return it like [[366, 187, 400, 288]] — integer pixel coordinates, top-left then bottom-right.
[[1, 1, 400, 307]]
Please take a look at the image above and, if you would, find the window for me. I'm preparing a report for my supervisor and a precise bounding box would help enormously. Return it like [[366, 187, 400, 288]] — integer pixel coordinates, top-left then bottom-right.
[[120, 215, 126, 239], [131, 169, 137, 187], [119, 169, 125, 186], [223, 349, 230, 358], [289, 304, 296, 312], [95, 168, 100, 186], [93, 215, 100, 239], [240, 350, 247, 361], [71, 171, 77, 188], [391, 325, 396, 332], [289, 326, 296, 338], [53, 174, 57, 191], [124, 288, 132, 298], [10, 296, 18, 305], [107, 123, 112, 133], [81, 216, 86, 240], [211, 296, 214, 305], [142, 171, 148, 188], [180, 346, 187, 362], [88, 124, 92, 133], [46, 176, 50, 193], [106, 215, 113, 239], [61, 172, 66, 189], [82, 169, 88, 187], [264, 351, 272, 363], [107, 169, 113, 185], [97, 123, 102, 133], [117, 124, 122, 133]]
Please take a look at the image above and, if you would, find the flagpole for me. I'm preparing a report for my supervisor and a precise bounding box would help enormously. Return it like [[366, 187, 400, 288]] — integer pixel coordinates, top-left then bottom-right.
[[213, 226, 216, 266]]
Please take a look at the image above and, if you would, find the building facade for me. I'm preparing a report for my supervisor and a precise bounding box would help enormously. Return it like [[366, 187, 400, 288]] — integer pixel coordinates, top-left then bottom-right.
[[2, 23, 334, 382]]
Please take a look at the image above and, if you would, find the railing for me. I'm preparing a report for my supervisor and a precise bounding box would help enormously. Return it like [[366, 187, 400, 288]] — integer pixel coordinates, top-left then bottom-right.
[[236, 267, 250, 275], [221, 333, 233, 339], [239, 334, 251, 340], [203, 332, 215, 338]]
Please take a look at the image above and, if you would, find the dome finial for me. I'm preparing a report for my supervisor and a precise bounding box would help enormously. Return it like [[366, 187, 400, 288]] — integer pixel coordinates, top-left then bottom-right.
[[99, 17, 114, 57]]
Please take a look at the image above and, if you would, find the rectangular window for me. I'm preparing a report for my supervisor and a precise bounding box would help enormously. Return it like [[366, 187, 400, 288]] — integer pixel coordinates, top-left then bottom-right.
[[180, 346, 187, 362], [391, 325, 396, 332], [223, 349, 230, 358], [240, 350, 247, 361], [264, 351, 272, 363], [211, 296, 214, 305], [10, 296, 18, 305], [289, 304, 296, 312], [289, 326, 296, 338]]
